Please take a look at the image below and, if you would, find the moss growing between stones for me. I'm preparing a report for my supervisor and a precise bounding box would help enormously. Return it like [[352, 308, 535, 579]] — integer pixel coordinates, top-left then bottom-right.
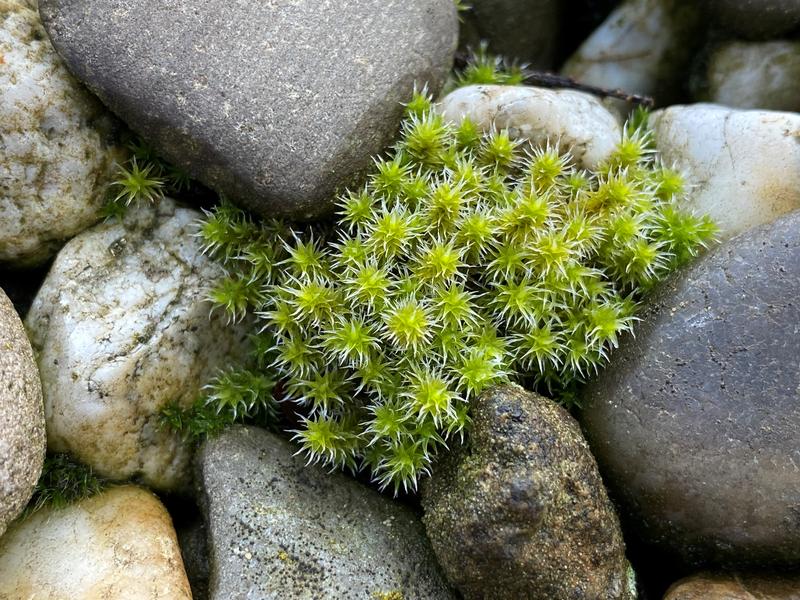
[[23, 454, 108, 515], [193, 88, 715, 494], [101, 136, 191, 220], [159, 367, 278, 442]]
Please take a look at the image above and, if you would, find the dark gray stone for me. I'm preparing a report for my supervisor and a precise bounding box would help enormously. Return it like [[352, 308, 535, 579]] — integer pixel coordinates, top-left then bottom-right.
[[196, 426, 455, 600], [422, 384, 635, 600], [706, 0, 800, 39], [176, 516, 210, 600], [38, 0, 457, 221], [458, 0, 561, 69], [580, 209, 800, 568]]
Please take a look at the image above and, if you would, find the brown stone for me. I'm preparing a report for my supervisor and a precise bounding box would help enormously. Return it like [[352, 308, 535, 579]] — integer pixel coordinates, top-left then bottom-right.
[[422, 384, 635, 600]]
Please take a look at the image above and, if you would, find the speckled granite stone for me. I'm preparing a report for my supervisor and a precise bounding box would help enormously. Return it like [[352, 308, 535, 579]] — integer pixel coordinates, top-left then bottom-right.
[[196, 426, 455, 600], [0, 287, 44, 537], [0, 0, 123, 266]]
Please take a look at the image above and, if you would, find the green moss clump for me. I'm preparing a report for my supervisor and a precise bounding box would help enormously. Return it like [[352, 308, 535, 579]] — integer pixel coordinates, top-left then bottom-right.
[[197, 91, 715, 494], [450, 43, 525, 91], [24, 454, 108, 515]]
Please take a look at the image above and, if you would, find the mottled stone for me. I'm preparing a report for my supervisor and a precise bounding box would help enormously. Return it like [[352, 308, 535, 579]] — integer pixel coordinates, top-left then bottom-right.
[[0, 486, 192, 599], [650, 103, 800, 239], [422, 384, 635, 600], [39, 0, 458, 221], [692, 41, 800, 113], [197, 426, 455, 600], [580, 210, 800, 567], [561, 0, 703, 107], [665, 572, 800, 600], [25, 199, 250, 491], [0, 0, 123, 267], [706, 0, 800, 40], [438, 84, 622, 170], [0, 288, 45, 537], [458, 0, 560, 69]]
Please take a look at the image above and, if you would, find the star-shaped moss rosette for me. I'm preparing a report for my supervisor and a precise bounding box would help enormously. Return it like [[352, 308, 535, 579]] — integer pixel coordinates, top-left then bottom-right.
[[195, 89, 715, 494]]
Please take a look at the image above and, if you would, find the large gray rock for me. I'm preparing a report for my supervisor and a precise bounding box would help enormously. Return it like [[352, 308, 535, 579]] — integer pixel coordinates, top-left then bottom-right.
[[458, 0, 560, 69], [580, 210, 800, 567], [0, 288, 45, 537], [25, 199, 251, 491], [706, 0, 800, 39], [691, 41, 800, 113], [38, 0, 458, 221], [0, 0, 123, 267], [422, 385, 635, 600], [197, 426, 455, 600]]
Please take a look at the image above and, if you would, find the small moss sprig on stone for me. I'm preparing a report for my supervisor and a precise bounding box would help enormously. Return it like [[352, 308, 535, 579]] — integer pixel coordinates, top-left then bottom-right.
[[101, 136, 191, 219], [23, 454, 108, 515], [196, 89, 716, 494], [158, 366, 278, 442], [449, 43, 525, 91]]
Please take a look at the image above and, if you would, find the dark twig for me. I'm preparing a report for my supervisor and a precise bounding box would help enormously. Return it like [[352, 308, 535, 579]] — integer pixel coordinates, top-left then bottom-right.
[[453, 50, 655, 108], [519, 69, 655, 108]]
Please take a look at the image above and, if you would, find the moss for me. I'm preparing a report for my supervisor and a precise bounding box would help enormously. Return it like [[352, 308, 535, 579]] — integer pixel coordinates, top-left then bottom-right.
[[23, 453, 108, 515], [195, 86, 715, 494], [372, 591, 404, 600]]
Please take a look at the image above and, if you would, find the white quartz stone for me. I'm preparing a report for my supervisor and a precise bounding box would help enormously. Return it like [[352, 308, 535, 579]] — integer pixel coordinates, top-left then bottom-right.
[[438, 84, 622, 169], [25, 199, 251, 490], [0, 0, 124, 266], [561, 0, 701, 107], [651, 103, 800, 239], [694, 40, 800, 112], [0, 486, 192, 600]]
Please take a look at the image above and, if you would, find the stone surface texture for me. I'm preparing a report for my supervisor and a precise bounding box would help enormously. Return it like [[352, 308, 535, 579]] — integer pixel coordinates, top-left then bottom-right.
[[438, 84, 622, 170], [0, 288, 45, 538], [38, 0, 458, 221], [561, 0, 703, 107], [665, 572, 800, 600], [0, 0, 123, 266], [650, 103, 800, 239], [580, 210, 800, 567], [706, 0, 800, 39], [692, 41, 800, 113], [197, 426, 455, 600], [422, 384, 635, 600], [458, 0, 560, 69], [0, 485, 192, 599], [25, 199, 250, 491]]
